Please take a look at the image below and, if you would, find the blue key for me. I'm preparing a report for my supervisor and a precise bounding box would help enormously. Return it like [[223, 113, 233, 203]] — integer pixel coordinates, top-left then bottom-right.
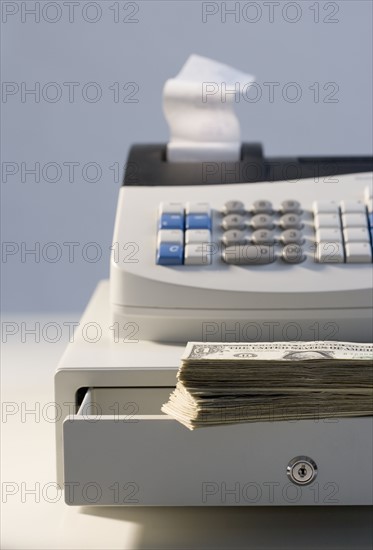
[[186, 214, 211, 230], [157, 243, 183, 265], [159, 213, 184, 230], [368, 213, 373, 227]]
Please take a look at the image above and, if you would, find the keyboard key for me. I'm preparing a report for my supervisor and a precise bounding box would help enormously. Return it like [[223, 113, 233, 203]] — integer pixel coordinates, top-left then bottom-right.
[[316, 242, 344, 263], [342, 213, 368, 228], [159, 213, 184, 230], [282, 244, 306, 264], [159, 202, 184, 215], [281, 200, 301, 214], [343, 227, 370, 243], [281, 229, 304, 245], [313, 201, 339, 215], [157, 229, 183, 246], [223, 200, 245, 215], [250, 214, 274, 230], [186, 214, 211, 230], [222, 245, 276, 265], [221, 230, 247, 246], [279, 214, 302, 229], [364, 184, 373, 201], [184, 243, 212, 265], [314, 214, 341, 229], [369, 213, 373, 227], [252, 200, 273, 214], [156, 243, 183, 265], [251, 229, 275, 244], [186, 202, 210, 215], [340, 200, 366, 214], [366, 198, 373, 214], [345, 242, 372, 263], [316, 228, 343, 243], [222, 214, 246, 230], [185, 229, 211, 245]]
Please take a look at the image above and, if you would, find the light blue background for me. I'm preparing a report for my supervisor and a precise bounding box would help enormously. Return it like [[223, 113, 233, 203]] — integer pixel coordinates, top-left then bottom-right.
[[1, 0, 372, 312]]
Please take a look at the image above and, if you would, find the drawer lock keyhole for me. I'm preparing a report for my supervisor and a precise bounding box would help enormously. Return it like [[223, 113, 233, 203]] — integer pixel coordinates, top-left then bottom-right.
[[287, 456, 318, 485]]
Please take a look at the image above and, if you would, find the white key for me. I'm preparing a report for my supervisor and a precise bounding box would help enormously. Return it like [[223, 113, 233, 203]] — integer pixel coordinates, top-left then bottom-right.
[[186, 202, 210, 215], [279, 213, 302, 229], [250, 214, 274, 230], [223, 200, 245, 215], [157, 229, 183, 246], [345, 242, 372, 263], [316, 228, 343, 243], [364, 184, 373, 201], [313, 201, 339, 215], [316, 242, 344, 263], [251, 229, 275, 244], [185, 229, 211, 244], [342, 213, 368, 228], [184, 243, 212, 265], [159, 202, 184, 215], [252, 200, 273, 214], [281, 199, 302, 214], [343, 227, 370, 243], [221, 230, 247, 246], [366, 198, 373, 213], [340, 200, 366, 214], [314, 214, 341, 229], [222, 214, 246, 230]]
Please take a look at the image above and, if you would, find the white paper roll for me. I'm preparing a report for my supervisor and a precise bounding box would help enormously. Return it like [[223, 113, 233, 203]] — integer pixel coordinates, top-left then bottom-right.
[[163, 54, 255, 162]]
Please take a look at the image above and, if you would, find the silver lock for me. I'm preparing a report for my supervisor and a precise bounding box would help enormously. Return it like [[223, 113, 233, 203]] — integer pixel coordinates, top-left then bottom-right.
[[287, 456, 318, 485]]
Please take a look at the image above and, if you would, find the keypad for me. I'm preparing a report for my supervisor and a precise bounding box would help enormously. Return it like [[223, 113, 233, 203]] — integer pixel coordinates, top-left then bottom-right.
[[157, 203, 212, 265], [218, 199, 308, 265], [156, 187, 373, 266], [314, 189, 373, 264]]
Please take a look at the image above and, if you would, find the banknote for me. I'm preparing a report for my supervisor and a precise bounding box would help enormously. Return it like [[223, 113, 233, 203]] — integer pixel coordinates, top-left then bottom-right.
[[181, 341, 373, 362], [161, 341, 373, 430]]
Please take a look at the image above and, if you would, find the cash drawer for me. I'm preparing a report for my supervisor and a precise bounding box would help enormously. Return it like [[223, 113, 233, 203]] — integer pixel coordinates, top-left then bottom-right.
[[62, 387, 373, 506]]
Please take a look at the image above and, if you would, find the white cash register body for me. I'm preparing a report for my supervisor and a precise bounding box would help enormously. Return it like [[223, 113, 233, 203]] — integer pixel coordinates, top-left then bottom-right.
[[55, 56, 373, 506]]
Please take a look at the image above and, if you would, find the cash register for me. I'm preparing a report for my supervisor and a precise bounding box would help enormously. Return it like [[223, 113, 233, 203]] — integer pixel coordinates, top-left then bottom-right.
[[55, 56, 373, 506]]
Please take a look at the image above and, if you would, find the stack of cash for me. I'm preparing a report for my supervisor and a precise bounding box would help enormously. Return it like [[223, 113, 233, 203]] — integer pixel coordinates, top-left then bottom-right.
[[161, 342, 373, 430]]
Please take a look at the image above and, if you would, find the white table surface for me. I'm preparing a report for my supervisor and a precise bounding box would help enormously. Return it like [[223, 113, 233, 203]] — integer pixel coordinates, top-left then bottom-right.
[[1, 315, 372, 550]]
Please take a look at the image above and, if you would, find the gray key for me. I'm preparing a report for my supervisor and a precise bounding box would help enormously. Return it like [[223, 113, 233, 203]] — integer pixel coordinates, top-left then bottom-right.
[[282, 244, 306, 264], [222, 245, 276, 265], [250, 214, 274, 230], [280, 229, 304, 245], [280, 213, 303, 229], [281, 199, 301, 213], [251, 229, 275, 244], [222, 214, 246, 230], [252, 200, 273, 214], [223, 200, 245, 214], [221, 230, 247, 246]]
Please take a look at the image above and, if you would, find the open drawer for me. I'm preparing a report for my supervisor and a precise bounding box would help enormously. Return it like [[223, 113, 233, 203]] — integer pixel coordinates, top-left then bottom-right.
[[63, 387, 373, 506]]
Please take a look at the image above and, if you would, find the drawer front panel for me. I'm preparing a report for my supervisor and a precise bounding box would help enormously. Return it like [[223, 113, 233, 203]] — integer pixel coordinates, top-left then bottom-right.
[[63, 394, 373, 506]]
